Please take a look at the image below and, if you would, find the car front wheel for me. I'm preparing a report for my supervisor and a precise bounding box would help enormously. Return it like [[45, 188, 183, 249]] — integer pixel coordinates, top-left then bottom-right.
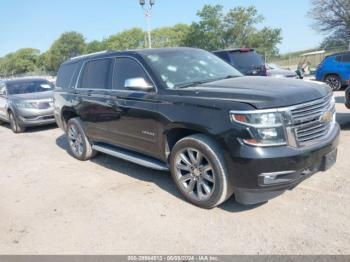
[[9, 111, 25, 133], [170, 134, 234, 209], [325, 74, 342, 91]]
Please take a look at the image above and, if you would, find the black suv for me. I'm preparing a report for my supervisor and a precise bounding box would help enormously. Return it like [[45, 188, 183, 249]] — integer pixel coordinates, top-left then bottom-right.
[[213, 48, 267, 76], [54, 48, 339, 209]]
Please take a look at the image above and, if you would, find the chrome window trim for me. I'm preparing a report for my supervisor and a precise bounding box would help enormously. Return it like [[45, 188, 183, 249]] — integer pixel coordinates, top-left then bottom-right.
[[74, 55, 158, 93]]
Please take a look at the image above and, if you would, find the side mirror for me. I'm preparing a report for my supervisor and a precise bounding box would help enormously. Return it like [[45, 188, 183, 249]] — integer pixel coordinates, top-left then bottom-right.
[[0, 90, 6, 97], [124, 77, 154, 92]]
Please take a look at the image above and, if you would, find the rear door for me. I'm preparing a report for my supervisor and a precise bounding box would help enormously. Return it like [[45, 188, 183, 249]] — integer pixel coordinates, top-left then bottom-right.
[[340, 54, 350, 82], [104, 56, 161, 159], [75, 57, 119, 143]]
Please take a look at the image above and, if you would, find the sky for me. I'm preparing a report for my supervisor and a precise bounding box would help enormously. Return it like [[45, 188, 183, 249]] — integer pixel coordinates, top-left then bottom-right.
[[0, 0, 324, 57]]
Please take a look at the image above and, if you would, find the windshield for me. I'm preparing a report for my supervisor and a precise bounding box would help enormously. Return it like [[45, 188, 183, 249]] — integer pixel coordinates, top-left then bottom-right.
[[229, 51, 263, 70], [6, 80, 54, 95], [143, 49, 242, 89]]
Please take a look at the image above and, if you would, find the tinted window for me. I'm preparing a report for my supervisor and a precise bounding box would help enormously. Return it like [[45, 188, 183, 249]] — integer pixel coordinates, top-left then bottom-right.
[[79, 59, 114, 89], [56, 61, 82, 89], [6, 80, 54, 95], [229, 51, 263, 69], [335, 56, 342, 62], [342, 54, 350, 62], [114, 58, 150, 90]]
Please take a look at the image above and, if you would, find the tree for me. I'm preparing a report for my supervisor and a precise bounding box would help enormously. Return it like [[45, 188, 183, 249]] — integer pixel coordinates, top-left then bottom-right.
[[309, 0, 350, 49], [45, 31, 86, 72], [86, 40, 107, 54], [247, 27, 283, 57], [152, 24, 190, 48], [105, 28, 145, 50], [0, 48, 40, 76], [185, 5, 226, 50], [184, 5, 282, 54], [223, 6, 264, 47]]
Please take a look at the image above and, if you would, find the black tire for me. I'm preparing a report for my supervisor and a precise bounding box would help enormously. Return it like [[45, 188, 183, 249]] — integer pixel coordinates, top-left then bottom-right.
[[8, 111, 26, 133], [325, 74, 342, 91], [170, 134, 234, 209], [66, 117, 96, 161]]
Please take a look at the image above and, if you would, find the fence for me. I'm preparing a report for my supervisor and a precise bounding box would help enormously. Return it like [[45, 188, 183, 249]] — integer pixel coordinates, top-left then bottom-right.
[[267, 46, 350, 70]]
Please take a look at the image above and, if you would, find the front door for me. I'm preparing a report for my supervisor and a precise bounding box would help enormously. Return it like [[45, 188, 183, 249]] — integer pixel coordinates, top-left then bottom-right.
[[104, 57, 162, 159]]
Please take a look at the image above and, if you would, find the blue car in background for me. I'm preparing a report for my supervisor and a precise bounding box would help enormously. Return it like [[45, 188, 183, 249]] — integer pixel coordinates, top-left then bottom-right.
[[316, 51, 350, 91]]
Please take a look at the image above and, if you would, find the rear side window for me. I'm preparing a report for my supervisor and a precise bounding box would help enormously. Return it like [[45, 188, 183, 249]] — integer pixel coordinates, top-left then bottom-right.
[[56, 61, 82, 89], [342, 54, 350, 62], [114, 58, 150, 90], [79, 58, 114, 90], [229, 51, 263, 69], [335, 56, 342, 62], [214, 52, 230, 63]]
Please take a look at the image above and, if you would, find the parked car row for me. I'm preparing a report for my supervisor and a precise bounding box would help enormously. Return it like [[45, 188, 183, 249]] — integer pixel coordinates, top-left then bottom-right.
[[0, 47, 342, 209]]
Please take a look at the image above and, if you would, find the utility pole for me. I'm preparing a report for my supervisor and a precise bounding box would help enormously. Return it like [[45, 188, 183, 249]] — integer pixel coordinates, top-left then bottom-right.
[[139, 0, 155, 48]]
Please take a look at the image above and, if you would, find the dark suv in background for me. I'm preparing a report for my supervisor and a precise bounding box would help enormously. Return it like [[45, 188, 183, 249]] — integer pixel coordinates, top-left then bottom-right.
[[54, 48, 339, 209], [0, 78, 55, 133], [213, 48, 267, 76]]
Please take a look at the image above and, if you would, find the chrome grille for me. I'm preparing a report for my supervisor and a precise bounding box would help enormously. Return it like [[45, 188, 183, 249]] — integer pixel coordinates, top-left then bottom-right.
[[290, 94, 335, 145]]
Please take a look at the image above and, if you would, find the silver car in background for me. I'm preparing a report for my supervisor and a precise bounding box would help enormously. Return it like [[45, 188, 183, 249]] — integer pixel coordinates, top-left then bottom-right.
[[266, 63, 298, 78], [0, 78, 55, 133]]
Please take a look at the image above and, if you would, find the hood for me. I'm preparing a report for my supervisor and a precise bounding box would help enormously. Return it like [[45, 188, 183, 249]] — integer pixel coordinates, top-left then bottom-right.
[[9, 91, 53, 101], [177, 76, 331, 109]]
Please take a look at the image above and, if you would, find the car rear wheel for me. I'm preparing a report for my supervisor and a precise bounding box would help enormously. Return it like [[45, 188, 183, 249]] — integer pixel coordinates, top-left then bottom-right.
[[170, 134, 234, 209], [9, 111, 25, 133], [66, 117, 96, 161], [325, 74, 342, 91]]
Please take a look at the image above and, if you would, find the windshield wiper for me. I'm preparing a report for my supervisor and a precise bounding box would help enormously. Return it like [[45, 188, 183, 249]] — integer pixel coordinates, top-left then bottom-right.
[[175, 75, 240, 89], [176, 80, 212, 89]]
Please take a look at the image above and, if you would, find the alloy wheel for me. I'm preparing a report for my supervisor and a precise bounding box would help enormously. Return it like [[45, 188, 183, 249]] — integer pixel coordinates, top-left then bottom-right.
[[174, 147, 216, 201], [68, 125, 84, 157], [325, 76, 341, 91]]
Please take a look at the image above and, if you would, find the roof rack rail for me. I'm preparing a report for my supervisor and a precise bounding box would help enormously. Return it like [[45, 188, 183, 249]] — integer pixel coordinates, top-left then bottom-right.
[[70, 50, 110, 60]]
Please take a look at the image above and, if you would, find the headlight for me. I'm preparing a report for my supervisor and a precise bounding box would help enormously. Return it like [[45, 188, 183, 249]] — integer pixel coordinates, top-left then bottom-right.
[[231, 111, 287, 146], [15, 101, 37, 109]]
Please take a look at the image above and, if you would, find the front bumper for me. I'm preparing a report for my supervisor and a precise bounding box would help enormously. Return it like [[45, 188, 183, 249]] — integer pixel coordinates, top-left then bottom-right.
[[18, 114, 56, 127], [14, 107, 56, 127], [224, 123, 340, 205]]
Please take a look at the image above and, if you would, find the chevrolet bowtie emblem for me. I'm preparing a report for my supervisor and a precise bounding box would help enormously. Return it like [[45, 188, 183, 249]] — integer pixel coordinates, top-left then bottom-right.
[[319, 111, 333, 123]]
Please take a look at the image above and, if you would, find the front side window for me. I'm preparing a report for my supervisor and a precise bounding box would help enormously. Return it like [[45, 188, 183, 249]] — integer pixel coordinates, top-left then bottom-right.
[[114, 58, 151, 90], [143, 49, 242, 89], [79, 58, 114, 90], [6, 80, 54, 95]]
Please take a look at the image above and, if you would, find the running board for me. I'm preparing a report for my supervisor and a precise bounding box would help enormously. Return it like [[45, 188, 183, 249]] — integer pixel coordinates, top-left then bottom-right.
[[92, 144, 169, 171]]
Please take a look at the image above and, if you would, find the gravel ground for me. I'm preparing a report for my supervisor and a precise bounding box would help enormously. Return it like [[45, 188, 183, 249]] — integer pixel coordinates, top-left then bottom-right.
[[0, 92, 349, 255]]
